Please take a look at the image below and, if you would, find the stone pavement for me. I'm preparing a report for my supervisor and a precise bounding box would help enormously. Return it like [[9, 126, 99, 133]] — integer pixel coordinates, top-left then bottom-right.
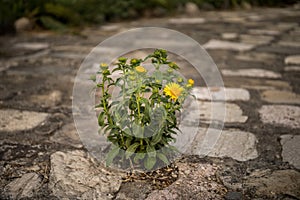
[[0, 5, 300, 200]]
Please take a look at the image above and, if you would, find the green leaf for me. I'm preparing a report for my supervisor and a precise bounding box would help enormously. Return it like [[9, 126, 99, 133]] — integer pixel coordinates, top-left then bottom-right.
[[151, 133, 162, 145], [132, 123, 144, 137], [146, 145, 156, 157], [98, 112, 105, 126], [125, 142, 140, 159], [144, 156, 156, 170], [157, 152, 170, 165], [133, 153, 146, 163], [106, 145, 120, 166]]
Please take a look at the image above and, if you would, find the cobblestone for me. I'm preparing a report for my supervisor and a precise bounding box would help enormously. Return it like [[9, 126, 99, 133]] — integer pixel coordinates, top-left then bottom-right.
[[222, 69, 281, 79], [285, 55, 300, 65], [192, 87, 250, 101], [184, 128, 258, 161], [0, 109, 48, 132], [259, 105, 300, 128], [280, 135, 300, 169], [203, 39, 254, 51], [261, 90, 300, 104]]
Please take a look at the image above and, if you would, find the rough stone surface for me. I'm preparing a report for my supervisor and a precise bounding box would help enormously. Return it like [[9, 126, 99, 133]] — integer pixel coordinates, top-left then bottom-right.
[[259, 105, 300, 129], [191, 129, 258, 161], [240, 34, 274, 45], [168, 17, 205, 24], [248, 29, 280, 36], [221, 33, 238, 40], [284, 66, 300, 72], [280, 135, 300, 169], [192, 87, 250, 101], [235, 52, 278, 64], [183, 101, 248, 125], [222, 69, 281, 78], [0, 109, 48, 132], [14, 42, 49, 51], [244, 170, 300, 198], [203, 39, 254, 51], [49, 150, 122, 200], [3, 173, 41, 199], [146, 162, 226, 200], [50, 123, 83, 148], [30, 90, 62, 107], [285, 55, 300, 65], [261, 90, 300, 104]]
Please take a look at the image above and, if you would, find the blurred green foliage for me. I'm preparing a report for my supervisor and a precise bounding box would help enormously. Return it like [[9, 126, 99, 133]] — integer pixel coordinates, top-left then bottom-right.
[[0, 0, 297, 33]]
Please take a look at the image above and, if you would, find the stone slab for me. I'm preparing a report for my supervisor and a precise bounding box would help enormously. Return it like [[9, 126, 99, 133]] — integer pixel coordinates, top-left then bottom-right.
[[192, 87, 250, 101], [190, 128, 258, 161], [261, 90, 300, 104], [146, 162, 226, 200], [0, 109, 48, 132], [285, 55, 300, 65], [244, 170, 300, 198], [30, 90, 62, 107], [280, 135, 300, 169], [278, 41, 300, 48], [203, 39, 254, 51], [14, 42, 49, 51], [259, 105, 300, 129], [3, 173, 41, 199], [248, 29, 280, 36], [284, 66, 300, 72], [168, 18, 205, 24], [222, 69, 281, 79], [235, 52, 278, 64], [224, 78, 292, 91], [49, 150, 122, 200], [240, 34, 274, 45], [221, 33, 238, 39], [50, 123, 83, 148], [182, 101, 247, 125]]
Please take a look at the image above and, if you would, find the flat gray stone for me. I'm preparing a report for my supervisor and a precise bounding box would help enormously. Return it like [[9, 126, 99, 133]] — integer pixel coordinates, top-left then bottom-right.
[[168, 17, 205, 24], [146, 162, 226, 200], [4, 173, 41, 199], [235, 52, 278, 64], [245, 170, 300, 198], [261, 90, 300, 104], [190, 128, 258, 161], [50, 123, 83, 148], [203, 39, 254, 51], [0, 109, 48, 132], [240, 34, 274, 45], [222, 69, 281, 79], [284, 66, 300, 72], [49, 150, 122, 200], [259, 105, 300, 129], [225, 77, 292, 91], [192, 87, 250, 101], [280, 135, 300, 169], [14, 42, 49, 51], [248, 29, 280, 36], [278, 41, 300, 48], [30, 90, 62, 107], [221, 32, 238, 39], [183, 102, 247, 125], [285, 55, 300, 65]]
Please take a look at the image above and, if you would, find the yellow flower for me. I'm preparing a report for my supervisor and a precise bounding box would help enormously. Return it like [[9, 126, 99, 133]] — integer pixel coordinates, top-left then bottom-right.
[[164, 82, 184, 101], [188, 79, 194, 86], [135, 66, 146, 73], [100, 63, 108, 69]]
